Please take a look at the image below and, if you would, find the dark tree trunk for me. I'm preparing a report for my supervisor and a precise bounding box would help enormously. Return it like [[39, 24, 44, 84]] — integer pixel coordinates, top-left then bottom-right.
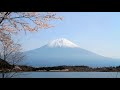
[[2, 72, 5, 78], [1, 69, 5, 78]]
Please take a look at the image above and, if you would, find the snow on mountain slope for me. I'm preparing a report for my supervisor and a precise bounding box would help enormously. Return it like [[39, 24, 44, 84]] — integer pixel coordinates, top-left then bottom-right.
[[23, 38, 120, 67], [43, 38, 80, 48]]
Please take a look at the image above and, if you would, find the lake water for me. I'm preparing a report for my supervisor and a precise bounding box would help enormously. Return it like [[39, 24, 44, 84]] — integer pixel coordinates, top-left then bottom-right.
[[1, 72, 120, 78]]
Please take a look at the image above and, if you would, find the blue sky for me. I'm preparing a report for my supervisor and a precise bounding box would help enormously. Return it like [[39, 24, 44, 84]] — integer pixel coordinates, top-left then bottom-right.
[[17, 12, 120, 59]]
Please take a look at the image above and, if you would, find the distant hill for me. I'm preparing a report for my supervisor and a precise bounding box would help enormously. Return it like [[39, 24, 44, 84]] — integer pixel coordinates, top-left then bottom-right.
[[0, 58, 11, 69]]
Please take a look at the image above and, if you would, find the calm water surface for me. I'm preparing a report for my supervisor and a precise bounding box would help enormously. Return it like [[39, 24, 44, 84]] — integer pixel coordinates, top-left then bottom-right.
[[5, 72, 120, 78]]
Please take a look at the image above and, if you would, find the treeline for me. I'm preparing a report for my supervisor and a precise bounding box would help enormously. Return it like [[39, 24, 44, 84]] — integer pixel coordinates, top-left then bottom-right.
[[1, 58, 120, 72], [0, 58, 34, 72], [34, 65, 120, 72], [0, 59, 11, 69], [35, 66, 65, 71]]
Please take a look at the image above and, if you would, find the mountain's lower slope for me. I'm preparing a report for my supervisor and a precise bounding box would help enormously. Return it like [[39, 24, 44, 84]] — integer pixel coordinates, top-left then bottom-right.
[[23, 47, 120, 67]]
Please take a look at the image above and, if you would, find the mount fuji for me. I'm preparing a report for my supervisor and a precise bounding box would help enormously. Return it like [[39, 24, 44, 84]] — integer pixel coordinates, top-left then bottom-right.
[[23, 38, 120, 67]]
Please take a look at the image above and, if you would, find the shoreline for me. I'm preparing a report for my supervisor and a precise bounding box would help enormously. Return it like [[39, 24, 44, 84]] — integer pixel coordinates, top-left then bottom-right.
[[1, 65, 120, 72]]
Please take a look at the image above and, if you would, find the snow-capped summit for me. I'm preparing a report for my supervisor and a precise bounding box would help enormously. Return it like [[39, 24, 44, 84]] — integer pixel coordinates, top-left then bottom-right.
[[44, 38, 80, 48], [24, 38, 120, 67]]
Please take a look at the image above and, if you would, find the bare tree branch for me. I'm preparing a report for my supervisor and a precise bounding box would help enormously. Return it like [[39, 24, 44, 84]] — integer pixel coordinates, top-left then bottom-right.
[[0, 34, 24, 78]]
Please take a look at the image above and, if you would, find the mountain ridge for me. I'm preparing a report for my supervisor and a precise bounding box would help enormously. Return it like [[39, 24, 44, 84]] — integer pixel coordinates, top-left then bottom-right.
[[23, 38, 120, 67]]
